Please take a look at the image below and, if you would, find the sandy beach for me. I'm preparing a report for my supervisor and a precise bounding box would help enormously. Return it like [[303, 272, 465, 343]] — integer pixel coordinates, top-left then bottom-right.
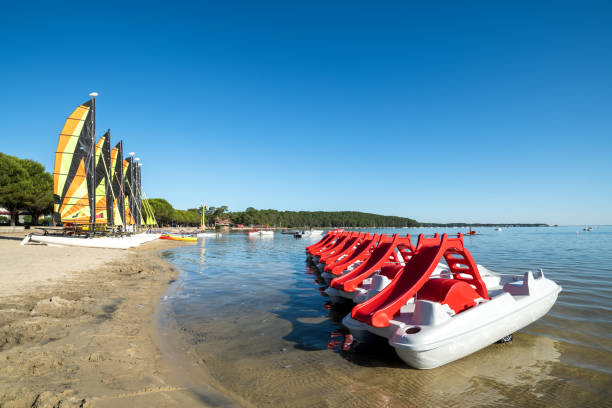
[[0, 233, 204, 407]]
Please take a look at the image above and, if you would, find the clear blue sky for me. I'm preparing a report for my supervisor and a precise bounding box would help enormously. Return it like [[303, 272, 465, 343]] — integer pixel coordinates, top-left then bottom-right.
[[1, 1, 610, 225]]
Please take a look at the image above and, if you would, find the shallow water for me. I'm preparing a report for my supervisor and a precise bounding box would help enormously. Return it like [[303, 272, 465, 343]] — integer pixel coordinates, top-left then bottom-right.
[[158, 227, 612, 407]]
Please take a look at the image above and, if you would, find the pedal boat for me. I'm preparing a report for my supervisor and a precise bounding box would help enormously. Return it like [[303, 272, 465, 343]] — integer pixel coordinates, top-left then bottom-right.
[[342, 233, 562, 369], [324, 234, 415, 301], [319, 234, 381, 283], [313, 231, 364, 271], [305, 230, 345, 262]]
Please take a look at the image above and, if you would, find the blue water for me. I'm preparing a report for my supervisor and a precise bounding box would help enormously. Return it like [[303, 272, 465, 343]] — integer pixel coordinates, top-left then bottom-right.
[[159, 227, 612, 407]]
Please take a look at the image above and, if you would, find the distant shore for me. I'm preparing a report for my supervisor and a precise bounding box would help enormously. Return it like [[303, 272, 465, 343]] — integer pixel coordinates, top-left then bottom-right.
[[0, 233, 204, 407], [148, 224, 549, 234]]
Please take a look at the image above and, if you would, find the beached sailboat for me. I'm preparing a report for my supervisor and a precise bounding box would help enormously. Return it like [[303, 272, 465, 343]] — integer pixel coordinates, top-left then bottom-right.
[[27, 93, 158, 249], [24, 232, 161, 249]]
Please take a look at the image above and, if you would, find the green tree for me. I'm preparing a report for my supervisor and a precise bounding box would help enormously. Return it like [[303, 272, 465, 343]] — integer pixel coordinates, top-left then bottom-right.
[[0, 153, 31, 226], [147, 198, 174, 225], [20, 159, 53, 225]]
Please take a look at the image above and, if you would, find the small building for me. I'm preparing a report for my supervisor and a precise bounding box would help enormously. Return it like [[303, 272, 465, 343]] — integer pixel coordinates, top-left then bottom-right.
[[215, 217, 231, 227]]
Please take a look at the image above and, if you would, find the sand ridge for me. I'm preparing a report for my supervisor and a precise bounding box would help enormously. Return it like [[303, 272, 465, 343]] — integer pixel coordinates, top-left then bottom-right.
[[0, 234, 205, 407]]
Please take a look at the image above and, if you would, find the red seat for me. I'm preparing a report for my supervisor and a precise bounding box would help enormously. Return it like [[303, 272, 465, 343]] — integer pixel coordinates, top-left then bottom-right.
[[417, 278, 481, 313]]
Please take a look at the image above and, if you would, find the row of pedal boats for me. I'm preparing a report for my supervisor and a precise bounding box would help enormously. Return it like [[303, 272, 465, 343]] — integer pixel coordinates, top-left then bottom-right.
[[306, 230, 562, 369]]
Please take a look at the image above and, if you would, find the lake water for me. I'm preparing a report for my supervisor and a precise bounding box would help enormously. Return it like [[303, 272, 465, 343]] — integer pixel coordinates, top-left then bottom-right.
[[157, 227, 612, 407]]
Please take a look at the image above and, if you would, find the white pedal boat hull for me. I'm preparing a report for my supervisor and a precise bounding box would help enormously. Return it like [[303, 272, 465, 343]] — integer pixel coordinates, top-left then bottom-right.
[[343, 270, 561, 369]]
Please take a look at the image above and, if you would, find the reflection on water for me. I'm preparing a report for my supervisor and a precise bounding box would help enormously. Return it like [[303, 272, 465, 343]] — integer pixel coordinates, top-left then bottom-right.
[[159, 227, 612, 407]]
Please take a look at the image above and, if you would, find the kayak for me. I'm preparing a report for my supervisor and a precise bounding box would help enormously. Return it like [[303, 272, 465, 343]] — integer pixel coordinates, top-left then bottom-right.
[[160, 234, 197, 242]]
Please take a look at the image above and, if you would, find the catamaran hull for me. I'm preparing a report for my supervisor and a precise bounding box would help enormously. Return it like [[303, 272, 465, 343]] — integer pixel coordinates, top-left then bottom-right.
[[27, 233, 160, 249]]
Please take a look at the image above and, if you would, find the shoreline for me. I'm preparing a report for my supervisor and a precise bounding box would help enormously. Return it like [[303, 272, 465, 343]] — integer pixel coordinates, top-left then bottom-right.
[[0, 233, 204, 407], [154, 270, 251, 407]]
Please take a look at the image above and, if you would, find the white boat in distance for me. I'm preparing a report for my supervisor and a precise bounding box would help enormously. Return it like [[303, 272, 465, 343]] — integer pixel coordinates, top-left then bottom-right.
[[197, 232, 222, 238], [297, 229, 324, 238], [246, 229, 274, 237], [23, 233, 161, 249]]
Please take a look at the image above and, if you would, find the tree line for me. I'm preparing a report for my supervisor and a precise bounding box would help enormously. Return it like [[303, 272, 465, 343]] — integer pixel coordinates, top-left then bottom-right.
[[0, 153, 53, 226], [145, 199, 420, 228], [229, 207, 419, 228]]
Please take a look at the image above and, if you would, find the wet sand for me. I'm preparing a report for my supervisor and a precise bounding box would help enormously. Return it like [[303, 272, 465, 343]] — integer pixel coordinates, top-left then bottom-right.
[[163, 301, 612, 408], [0, 234, 205, 407]]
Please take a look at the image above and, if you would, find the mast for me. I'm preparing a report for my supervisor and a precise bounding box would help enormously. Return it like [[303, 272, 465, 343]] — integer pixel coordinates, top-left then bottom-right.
[[203, 204, 206, 228], [89, 92, 98, 229], [137, 161, 142, 225], [119, 141, 125, 229], [129, 152, 135, 228], [105, 130, 112, 227]]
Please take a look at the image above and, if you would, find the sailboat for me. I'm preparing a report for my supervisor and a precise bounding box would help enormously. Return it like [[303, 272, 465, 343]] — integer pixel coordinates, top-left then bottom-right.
[[195, 204, 222, 238], [25, 93, 159, 249]]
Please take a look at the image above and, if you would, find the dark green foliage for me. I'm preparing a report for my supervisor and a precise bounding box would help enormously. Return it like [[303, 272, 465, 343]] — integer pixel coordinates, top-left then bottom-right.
[[0, 153, 53, 226], [228, 208, 420, 228], [146, 198, 200, 226], [146, 198, 174, 224], [0, 153, 30, 225], [20, 159, 53, 225]]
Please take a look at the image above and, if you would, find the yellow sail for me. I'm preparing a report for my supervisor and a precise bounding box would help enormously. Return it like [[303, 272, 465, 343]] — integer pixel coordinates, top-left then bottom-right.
[[93, 133, 109, 224], [110, 142, 124, 226], [123, 159, 134, 225], [53, 100, 93, 224]]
